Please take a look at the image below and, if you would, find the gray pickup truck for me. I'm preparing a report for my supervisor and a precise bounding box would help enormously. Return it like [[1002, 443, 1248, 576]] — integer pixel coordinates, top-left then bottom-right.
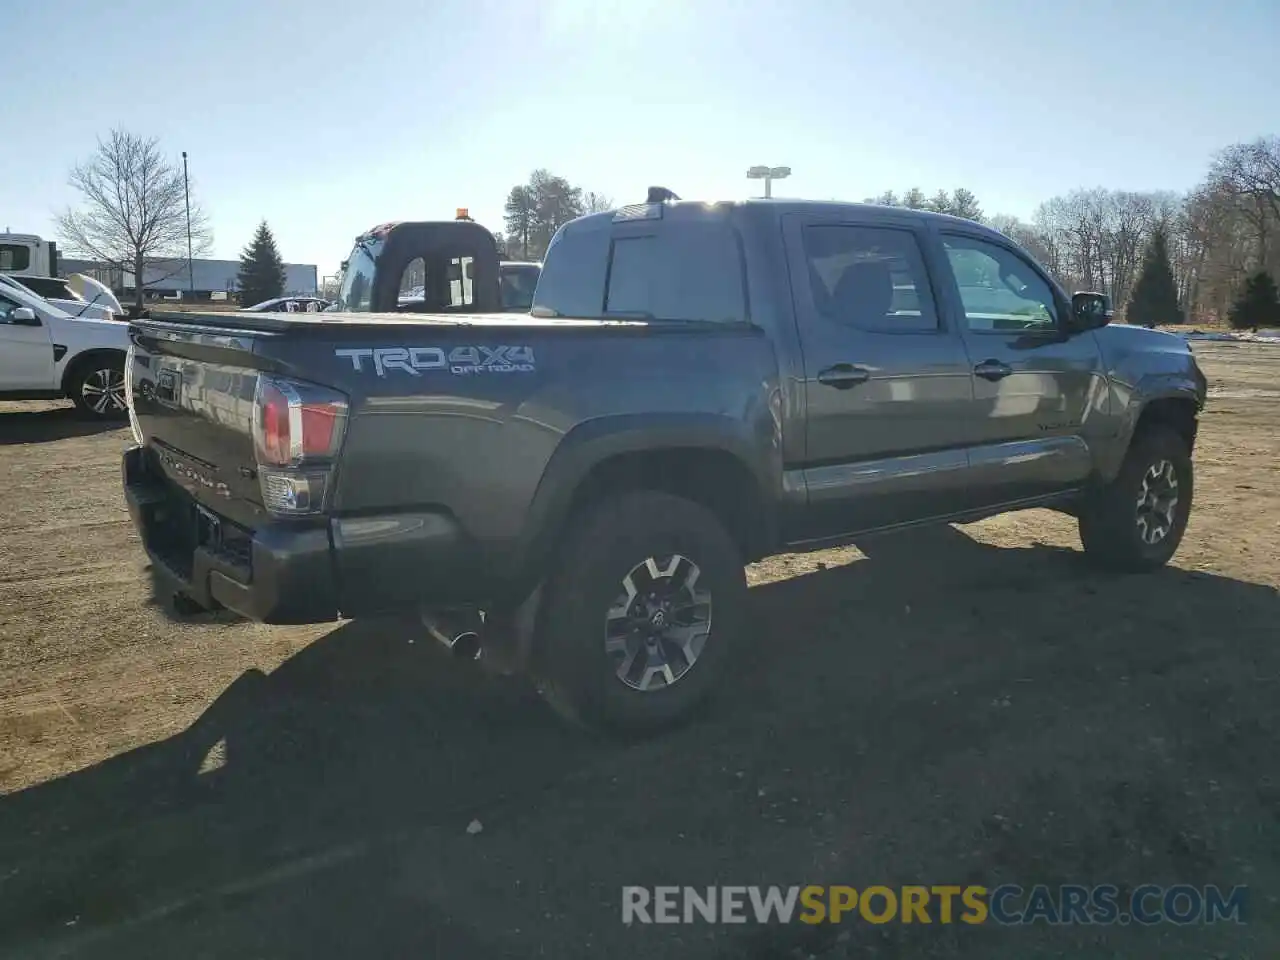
[[122, 192, 1207, 733]]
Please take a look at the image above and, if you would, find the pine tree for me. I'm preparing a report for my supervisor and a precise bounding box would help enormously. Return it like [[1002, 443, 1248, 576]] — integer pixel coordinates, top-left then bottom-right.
[[1126, 225, 1183, 327], [1227, 270, 1280, 331], [902, 187, 927, 209], [927, 190, 952, 215], [949, 188, 983, 222], [236, 221, 287, 306]]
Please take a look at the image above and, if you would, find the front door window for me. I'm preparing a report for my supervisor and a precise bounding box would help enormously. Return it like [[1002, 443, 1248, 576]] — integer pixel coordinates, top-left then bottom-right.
[[942, 236, 1058, 333]]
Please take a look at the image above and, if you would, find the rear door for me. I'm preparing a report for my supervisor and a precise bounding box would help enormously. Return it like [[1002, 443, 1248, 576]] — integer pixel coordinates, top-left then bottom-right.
[[782, 213, 977, 541], [932, 228, 1106, 504]]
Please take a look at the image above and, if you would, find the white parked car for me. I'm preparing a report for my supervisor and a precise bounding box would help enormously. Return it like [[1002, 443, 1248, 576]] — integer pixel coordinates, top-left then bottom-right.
[[0, 273, 124, 322], [0, 280, 131, 419]]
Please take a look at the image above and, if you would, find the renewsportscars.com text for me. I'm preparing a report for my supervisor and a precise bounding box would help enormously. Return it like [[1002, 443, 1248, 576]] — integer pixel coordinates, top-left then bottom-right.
[[621, 884, 1248, 926]]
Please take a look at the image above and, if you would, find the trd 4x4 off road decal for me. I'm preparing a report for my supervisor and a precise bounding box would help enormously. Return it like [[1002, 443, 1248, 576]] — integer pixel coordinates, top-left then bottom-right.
[[334, 345, 536, 377]]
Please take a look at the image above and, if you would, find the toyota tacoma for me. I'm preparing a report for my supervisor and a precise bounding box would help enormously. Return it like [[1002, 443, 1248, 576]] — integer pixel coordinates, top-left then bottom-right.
[[121, 192, 1207, 732]]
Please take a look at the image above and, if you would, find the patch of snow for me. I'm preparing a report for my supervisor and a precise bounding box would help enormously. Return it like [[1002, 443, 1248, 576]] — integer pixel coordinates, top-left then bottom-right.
[[1177, 328, 1280, 345]]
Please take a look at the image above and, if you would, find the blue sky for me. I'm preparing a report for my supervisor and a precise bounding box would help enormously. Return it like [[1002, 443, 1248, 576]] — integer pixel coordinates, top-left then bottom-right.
[[6, 0, 1277, 275]]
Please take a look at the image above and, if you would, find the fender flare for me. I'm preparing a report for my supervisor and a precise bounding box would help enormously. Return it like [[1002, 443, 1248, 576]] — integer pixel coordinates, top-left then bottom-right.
[[513, 412, 776, 588], [1096, 374, 1203, 481]]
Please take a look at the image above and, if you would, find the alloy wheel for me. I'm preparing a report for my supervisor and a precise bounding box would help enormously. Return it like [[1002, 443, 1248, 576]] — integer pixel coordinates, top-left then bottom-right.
[[1135, 458, 1179, 545], [604, 554, 713, 692], [81, 367, 127, 415]]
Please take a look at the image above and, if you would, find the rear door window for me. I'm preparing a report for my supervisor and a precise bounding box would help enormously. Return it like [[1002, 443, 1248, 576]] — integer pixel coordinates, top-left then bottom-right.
[[605, 224, 746, 323], [801, 225, 939, 332]]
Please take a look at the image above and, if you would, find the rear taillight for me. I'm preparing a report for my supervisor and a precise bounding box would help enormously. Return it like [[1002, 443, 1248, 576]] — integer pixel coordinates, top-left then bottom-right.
[[252, 375, 348, 516]]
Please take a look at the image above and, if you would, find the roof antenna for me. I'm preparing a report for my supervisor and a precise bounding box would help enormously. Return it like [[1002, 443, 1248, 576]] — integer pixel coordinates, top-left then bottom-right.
[[646, 186, 680, 203]]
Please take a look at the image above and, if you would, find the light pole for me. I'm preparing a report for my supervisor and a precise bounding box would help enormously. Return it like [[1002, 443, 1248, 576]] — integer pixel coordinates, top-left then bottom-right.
[[181, 151, 194, 298], [746, 165, 791, 199]]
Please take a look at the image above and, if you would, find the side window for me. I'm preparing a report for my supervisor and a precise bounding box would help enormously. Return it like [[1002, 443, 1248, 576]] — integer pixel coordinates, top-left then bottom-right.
[[801, 225, 938, 332], [398, 256, 426, 307], [942, 235, 1058, 332], [1, 244, 32, 272], [604, 223, 746, 323], [0, 295, 18, 321], [448, 256, 475, 307]]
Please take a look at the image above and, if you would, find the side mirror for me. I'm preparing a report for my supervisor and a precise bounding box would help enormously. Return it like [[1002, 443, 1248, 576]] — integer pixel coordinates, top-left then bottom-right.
[[7, 306, 39, 326], [1071, 291, 1112, 331]]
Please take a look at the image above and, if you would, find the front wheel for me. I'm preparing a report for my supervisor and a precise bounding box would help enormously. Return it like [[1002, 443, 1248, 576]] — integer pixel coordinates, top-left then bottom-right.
[[68, 356, 128, 420], [535, 491, 747, 735], [1078, 426, 1193, 572]]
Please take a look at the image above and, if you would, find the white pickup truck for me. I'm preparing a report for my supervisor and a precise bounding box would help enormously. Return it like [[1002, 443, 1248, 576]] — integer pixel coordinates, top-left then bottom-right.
[[0, 280, 130, 419]]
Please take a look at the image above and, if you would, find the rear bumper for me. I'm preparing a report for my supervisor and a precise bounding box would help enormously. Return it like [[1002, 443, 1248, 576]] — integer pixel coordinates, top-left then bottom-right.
[[123, 445, 472, 624], [123, 445, 337, 623]]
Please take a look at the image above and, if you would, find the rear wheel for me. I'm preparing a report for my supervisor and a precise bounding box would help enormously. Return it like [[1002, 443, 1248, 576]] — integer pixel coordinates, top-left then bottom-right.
[[1079, 426, 1192, 572], [68, 355, 128, 420], [535, 490, 747, 735]]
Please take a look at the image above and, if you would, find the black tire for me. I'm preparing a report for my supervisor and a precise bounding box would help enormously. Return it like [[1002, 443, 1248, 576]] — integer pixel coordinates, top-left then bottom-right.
[[68, 354, 128, 420], [1078, 425, 1193, 572], [535, 490, 747, 736]]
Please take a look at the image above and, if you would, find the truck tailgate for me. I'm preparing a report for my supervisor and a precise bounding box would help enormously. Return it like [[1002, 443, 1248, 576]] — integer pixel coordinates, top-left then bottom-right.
[[128, 319, 275, 530]]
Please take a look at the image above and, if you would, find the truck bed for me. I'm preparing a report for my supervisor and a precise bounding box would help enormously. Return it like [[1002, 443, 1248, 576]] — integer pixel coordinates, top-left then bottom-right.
[[144, 309, 647, 334]]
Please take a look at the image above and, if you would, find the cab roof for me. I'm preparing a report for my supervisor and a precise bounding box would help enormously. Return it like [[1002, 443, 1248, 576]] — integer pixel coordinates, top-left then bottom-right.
[[568, 196, 1003, 237]]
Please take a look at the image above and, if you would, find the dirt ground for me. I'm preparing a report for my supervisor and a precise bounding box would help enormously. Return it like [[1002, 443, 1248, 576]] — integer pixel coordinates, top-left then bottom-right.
[[1, 342, 1277, 959]]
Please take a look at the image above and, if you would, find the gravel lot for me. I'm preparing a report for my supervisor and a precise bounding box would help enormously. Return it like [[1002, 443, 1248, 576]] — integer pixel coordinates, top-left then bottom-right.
[[1, 342, 1277, 959]]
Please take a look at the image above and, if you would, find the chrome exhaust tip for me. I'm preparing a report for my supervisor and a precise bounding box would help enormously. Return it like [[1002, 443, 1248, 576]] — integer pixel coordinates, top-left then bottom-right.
[[421, 609, 484, 660], [450, 630, 482, 661]]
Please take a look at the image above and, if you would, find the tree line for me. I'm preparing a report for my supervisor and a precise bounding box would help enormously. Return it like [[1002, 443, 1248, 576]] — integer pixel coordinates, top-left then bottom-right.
[[864, 135, 1280, 327], [56, 129, 1279, 326]]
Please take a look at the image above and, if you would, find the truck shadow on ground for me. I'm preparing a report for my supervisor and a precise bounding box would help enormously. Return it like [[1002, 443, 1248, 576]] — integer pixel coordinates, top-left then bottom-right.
[[0, 407, 127, 445], [1, 526, 1276, 959]]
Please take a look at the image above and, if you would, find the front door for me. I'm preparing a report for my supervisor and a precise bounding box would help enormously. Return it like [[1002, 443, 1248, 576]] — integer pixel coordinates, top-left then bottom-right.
[[934, 229, 1107, 505], [0, 295, 54, 391], [782, 214, 976, 542]]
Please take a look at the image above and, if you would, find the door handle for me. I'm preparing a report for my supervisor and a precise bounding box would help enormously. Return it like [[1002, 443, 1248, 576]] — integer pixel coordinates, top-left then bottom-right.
[[816, 364, 871, 389], [973, 359, 1013, 382]]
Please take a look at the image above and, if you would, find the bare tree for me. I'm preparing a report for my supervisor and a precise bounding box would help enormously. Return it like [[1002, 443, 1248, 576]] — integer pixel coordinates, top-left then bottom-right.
[[1029, 188, 1176, 308], [583, 191, 614, 214], [1206, 137, 1280, 276], [56, 130, 212, 309], [989, 213, 1056, 272], [1183, 183, 1259, 321]]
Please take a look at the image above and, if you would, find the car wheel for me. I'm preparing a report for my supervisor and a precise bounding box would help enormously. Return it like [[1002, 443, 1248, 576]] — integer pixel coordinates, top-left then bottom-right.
[[69, 356, 128, 420], [536, 490, 747, 735], [1078, 425, 1193, 572]]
